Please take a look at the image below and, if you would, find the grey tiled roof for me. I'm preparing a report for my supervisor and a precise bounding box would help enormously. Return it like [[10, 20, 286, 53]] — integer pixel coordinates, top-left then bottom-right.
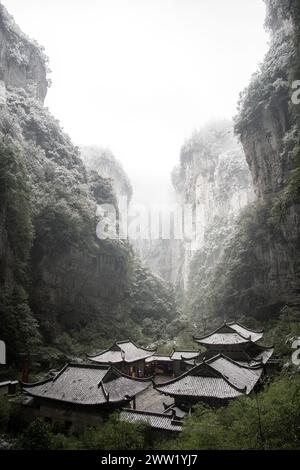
[[145, 351, 200, 363], [135, 385, 174, 412], [156, 362, 245, 399], [22, 363, 151, 406], [207, 355, 263, 394], [157, 375, 243, 399], [228, 323, 263, 342], [170, 350, 200, 361], [195, 332, 250, 345], [194, 322, 263, 346], [120, 409, 183, 432], [88, 340, 156, 364], [104, 376, 151, 401], [145, 355, 173, 363]]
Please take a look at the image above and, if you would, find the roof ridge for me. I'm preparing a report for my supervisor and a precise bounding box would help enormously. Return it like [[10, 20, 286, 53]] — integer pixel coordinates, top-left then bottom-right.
[[206, 354, 263, 370], [69, 362, 110, 370], [116, 339, 155, 351], [87, 343, 121, 359], [98, 380, 110, 402], [129, 339, 157, 353], [252, 343, 274, 351], [228, 321, 264, 334], [193, 324, 251, 342], [150, 353, 171, 358], [89, 340, 156, 362], [116, 339, 132, 344], [21, 377, 53, 388], [22, 362, 111, 388], [52, 363, 69, 382], [121, 408, 180, 419], [173, 348, 200, 353], [23, 391, 110, 407]]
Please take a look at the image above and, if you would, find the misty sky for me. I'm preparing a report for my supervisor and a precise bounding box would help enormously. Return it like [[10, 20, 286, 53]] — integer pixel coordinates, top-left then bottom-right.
[[3, 0, 268, 204]]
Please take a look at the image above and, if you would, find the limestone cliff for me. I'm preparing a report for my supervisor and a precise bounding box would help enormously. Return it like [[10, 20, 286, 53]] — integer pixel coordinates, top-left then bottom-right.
[[135, 121, 254, 299], [0, 4, 179, 365], [0, 3, 48, 102], [187, 0, 300, 324], [173, 120, 254, 289], [232, 0, 300, 315], [134, 238, 185, 296]]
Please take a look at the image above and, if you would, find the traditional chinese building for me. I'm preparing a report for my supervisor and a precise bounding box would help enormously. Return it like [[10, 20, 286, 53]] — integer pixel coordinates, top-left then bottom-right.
[[145, 355, 174, 376], [170, 350, 201, 376], [193, 322, 274, 365], [21, 363, 152, 433], [145, 350, 200, 377], [87, 340, 156, 377], [155, 355, 263, 409], [205, 354, 263, 393]]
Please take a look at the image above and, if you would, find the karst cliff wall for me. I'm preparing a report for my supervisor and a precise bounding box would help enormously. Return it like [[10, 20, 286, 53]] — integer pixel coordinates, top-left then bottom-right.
[[187, 0, 300, 324], [173, 120, 255, 288], [0, 4, 179, 364]]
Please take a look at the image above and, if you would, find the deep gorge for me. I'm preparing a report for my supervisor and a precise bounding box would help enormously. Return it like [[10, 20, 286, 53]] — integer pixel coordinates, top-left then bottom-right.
[[0, 0, 299, 369], [0, 0, 300, 453]]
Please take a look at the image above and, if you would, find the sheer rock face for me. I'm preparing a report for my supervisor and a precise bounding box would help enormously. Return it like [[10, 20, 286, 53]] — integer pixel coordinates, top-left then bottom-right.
[[185, 2, 300, 322], [232, 0, 300, 313], [235, 3, 298, 202], [0, 84, 131, 346], [173, 121, 254, 289], [239, 103, 290, 199], [0, 4, 129, 345], [0, 4, 48, 103], [136, 122, 254, 294], [134, 238, 185, 297]]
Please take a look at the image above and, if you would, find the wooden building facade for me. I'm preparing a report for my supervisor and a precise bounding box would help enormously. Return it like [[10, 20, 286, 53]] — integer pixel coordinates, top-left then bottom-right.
[[88, 340, 156, 378]]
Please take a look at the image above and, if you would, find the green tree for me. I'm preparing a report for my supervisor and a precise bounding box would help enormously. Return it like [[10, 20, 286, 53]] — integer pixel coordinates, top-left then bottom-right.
[[18, 419, 53, 450], [81, 414, 148, 450]]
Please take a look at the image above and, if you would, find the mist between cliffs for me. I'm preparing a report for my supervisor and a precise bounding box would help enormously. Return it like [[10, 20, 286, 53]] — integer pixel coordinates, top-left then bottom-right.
[[96, 195, 216, 248]]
